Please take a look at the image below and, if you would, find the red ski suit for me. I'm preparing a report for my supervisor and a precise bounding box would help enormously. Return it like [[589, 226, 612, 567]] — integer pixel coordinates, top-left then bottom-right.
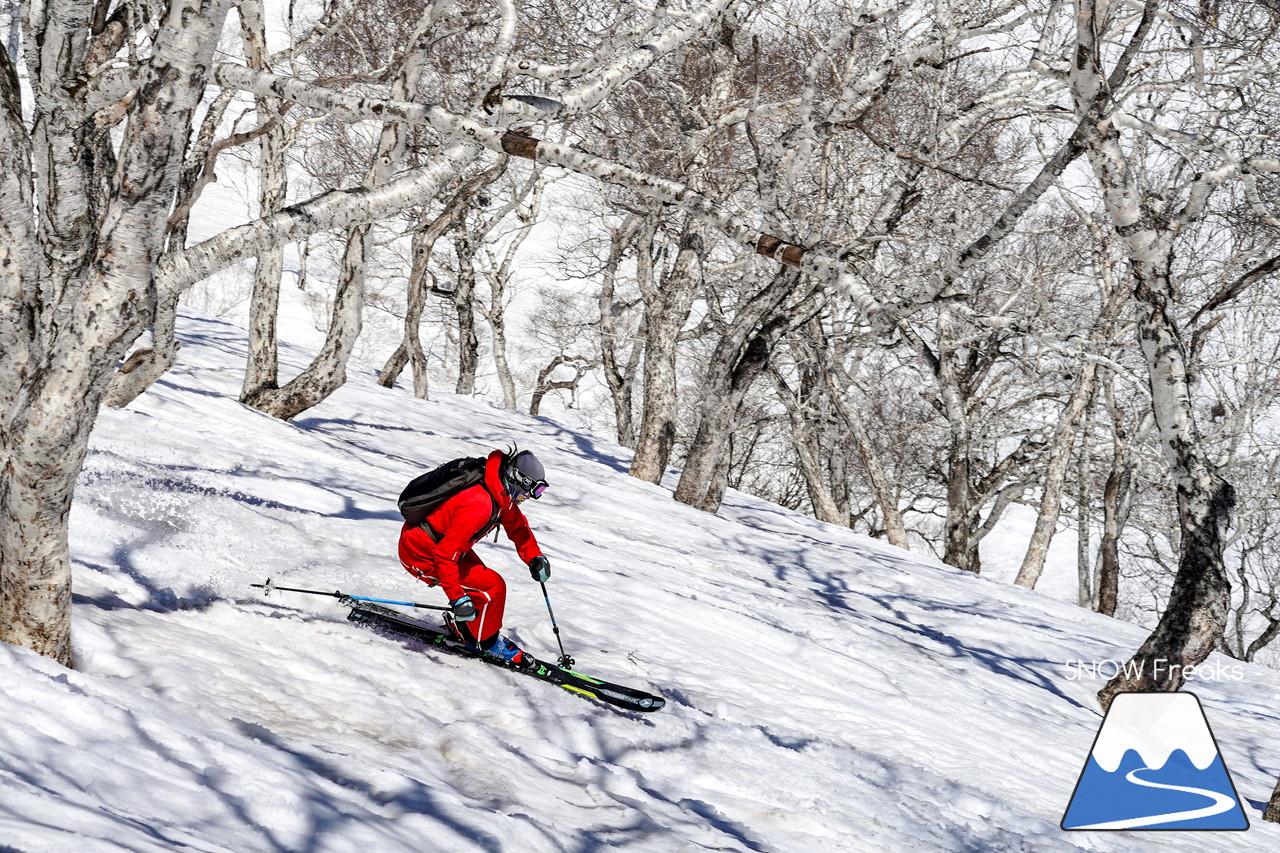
[[397, 450, 542, 645]]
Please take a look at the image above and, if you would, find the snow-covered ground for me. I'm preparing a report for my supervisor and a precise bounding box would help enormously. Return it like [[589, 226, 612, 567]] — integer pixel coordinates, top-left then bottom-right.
[[3, 312, 1280, 852]]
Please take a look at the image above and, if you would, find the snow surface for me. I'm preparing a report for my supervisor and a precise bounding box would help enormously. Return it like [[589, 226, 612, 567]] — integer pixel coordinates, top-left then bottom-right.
[[4, 313, 1280, 852]]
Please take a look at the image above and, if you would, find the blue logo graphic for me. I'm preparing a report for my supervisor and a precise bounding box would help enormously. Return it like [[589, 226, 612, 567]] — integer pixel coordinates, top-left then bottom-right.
[[1062, 692, 1249, 831]]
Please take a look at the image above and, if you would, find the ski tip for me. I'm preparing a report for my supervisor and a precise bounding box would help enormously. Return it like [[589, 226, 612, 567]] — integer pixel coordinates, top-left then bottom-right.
[[559, 684, 665, 712]]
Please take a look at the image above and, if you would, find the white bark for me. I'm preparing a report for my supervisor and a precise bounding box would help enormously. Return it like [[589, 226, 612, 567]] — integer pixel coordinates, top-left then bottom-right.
[[103, 288, 182, 409], [674, 268, 814, 511], [453, 234, 480, 395], [158, 140, 484, 294], [2, 0, 236, 663], [481, 176, 543, 411], [500, 0, 741, 118], [240, 0, 289, 404], [823, 370, 909, 549], [772, 371, 846, 526], [1074, 396, 1096, 609], [0, 46, 35, 409], [1062, 0, 1239, 707], [630, 218, 707, 483], [598, 216, 644, 447], [244, 2, 448, 420], [208, 63, 889, 312], [530, 355, 594, 417], [1016, 284, 1126, 588], [377, 161, 506, 397], [1014, 362, 1100, 588]]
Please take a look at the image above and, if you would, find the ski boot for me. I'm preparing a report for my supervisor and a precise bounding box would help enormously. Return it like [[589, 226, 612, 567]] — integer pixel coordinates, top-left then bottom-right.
[[463, 634, 532, 668]]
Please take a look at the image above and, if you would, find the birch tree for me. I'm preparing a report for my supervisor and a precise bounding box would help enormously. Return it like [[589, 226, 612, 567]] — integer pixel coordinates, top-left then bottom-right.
[[675, 267, 821, 511], [378, 161, 508, 397], [238, 0, 296, 408], [812, 325, 912, 547], [1089, 367, 1154, 616], [1043, 0, 1280, 706], [477, 169, 544, 408], [1014, 259, 1127, 588], [595, 215, 645, 447], [104, 0, 356, 408], [1, 0, 240, 663]]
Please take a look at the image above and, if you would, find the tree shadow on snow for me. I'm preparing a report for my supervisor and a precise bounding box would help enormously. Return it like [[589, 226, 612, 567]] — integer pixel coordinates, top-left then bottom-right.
[[229, 719, 509, 853], [714, 530, 1098, 716]]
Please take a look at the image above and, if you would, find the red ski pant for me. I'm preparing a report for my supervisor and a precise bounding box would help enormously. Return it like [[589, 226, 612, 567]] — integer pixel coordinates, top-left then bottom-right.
[[403, 550, 507, 646]]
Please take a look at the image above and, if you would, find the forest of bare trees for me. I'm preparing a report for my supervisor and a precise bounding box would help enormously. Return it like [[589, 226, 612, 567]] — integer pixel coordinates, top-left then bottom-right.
[[5, 0, 1280, 811]]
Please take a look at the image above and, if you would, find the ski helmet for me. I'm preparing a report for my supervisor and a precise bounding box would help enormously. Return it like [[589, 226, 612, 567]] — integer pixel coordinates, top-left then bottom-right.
[[502, 449, 548, 500]]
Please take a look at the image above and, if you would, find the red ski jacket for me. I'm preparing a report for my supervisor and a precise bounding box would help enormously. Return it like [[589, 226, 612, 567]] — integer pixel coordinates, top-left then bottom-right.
[[398, 450, 542, 600]]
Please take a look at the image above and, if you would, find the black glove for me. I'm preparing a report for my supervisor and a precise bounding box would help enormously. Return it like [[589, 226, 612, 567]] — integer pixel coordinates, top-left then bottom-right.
[[528, 555, 551, 583], [449, 595, 476, 621]]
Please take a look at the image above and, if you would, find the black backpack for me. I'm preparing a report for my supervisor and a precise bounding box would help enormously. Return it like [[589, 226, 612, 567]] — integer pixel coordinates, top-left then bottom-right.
[[397, 457, 488, 526]]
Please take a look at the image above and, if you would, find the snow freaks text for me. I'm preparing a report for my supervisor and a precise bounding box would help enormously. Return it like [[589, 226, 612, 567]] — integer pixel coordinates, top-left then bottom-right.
[[1062, 659, 1246, 683]]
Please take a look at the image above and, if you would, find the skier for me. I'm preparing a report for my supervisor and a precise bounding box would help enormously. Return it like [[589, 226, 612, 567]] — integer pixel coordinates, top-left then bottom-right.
[[397, 448, 551, 665]]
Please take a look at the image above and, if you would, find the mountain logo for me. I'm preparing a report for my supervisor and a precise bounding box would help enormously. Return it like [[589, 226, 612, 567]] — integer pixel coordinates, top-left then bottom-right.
[[1062, 691, 1249, 831]]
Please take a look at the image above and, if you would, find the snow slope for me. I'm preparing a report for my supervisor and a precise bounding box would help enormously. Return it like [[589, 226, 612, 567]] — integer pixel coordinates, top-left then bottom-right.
[[3, 312, 1280, 852]]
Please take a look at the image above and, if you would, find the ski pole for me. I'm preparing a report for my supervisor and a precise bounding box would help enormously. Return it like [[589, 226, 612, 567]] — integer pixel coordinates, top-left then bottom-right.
[[540, 580, 574, 669], [250, 578, 450, 611]]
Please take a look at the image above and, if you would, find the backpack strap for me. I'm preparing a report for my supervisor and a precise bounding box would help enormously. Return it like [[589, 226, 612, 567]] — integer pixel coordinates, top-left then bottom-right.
[[417, 482, 501, 545], [418, 518, 443, 543]]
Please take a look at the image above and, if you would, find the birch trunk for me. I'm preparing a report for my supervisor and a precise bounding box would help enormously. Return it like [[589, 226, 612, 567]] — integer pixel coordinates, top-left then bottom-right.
[[481, 172, 539, 411], [816, 336, 909, 548], [675, 268, 799, 509], [1014, 363, 1099, 588], [453, 235, 480, 395], [1065, 0, 1241, 697], [377, 162, 504, 395], [598, 217, 643, 447], [1096, 250, 1235, 706], [2, 0, 235, 663], [1075, 398, 1096, 608], [937, 330, 981, 574], [0, 42, 35, 408], [243, 6, 441, 419], [103, 287, 183, 408], [240, 0, 288, 403], [1087, 129, 1235, 705], [675, 316, 789, 512], [773, 371, 845, 525], [1096, 448, 1134, 617], [488, 289, 517, 410], [530, 356, 592, 417], [943, 445, 981, 574], [630, 219, 706, 483], [405, 234, 432, 400], [829, 382, 909, 548]]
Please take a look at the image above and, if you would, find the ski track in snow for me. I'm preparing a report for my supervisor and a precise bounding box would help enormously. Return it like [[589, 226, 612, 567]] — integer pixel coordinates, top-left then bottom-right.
[[1, 312, 1279, 852]]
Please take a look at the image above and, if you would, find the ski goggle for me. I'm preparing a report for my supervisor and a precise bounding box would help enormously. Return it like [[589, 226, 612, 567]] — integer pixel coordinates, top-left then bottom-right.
[[509, 472, 548, 501]]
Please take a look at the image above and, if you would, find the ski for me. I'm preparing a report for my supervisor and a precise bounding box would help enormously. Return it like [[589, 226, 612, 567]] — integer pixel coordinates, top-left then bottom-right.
[[343, 599, 666, 713]]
